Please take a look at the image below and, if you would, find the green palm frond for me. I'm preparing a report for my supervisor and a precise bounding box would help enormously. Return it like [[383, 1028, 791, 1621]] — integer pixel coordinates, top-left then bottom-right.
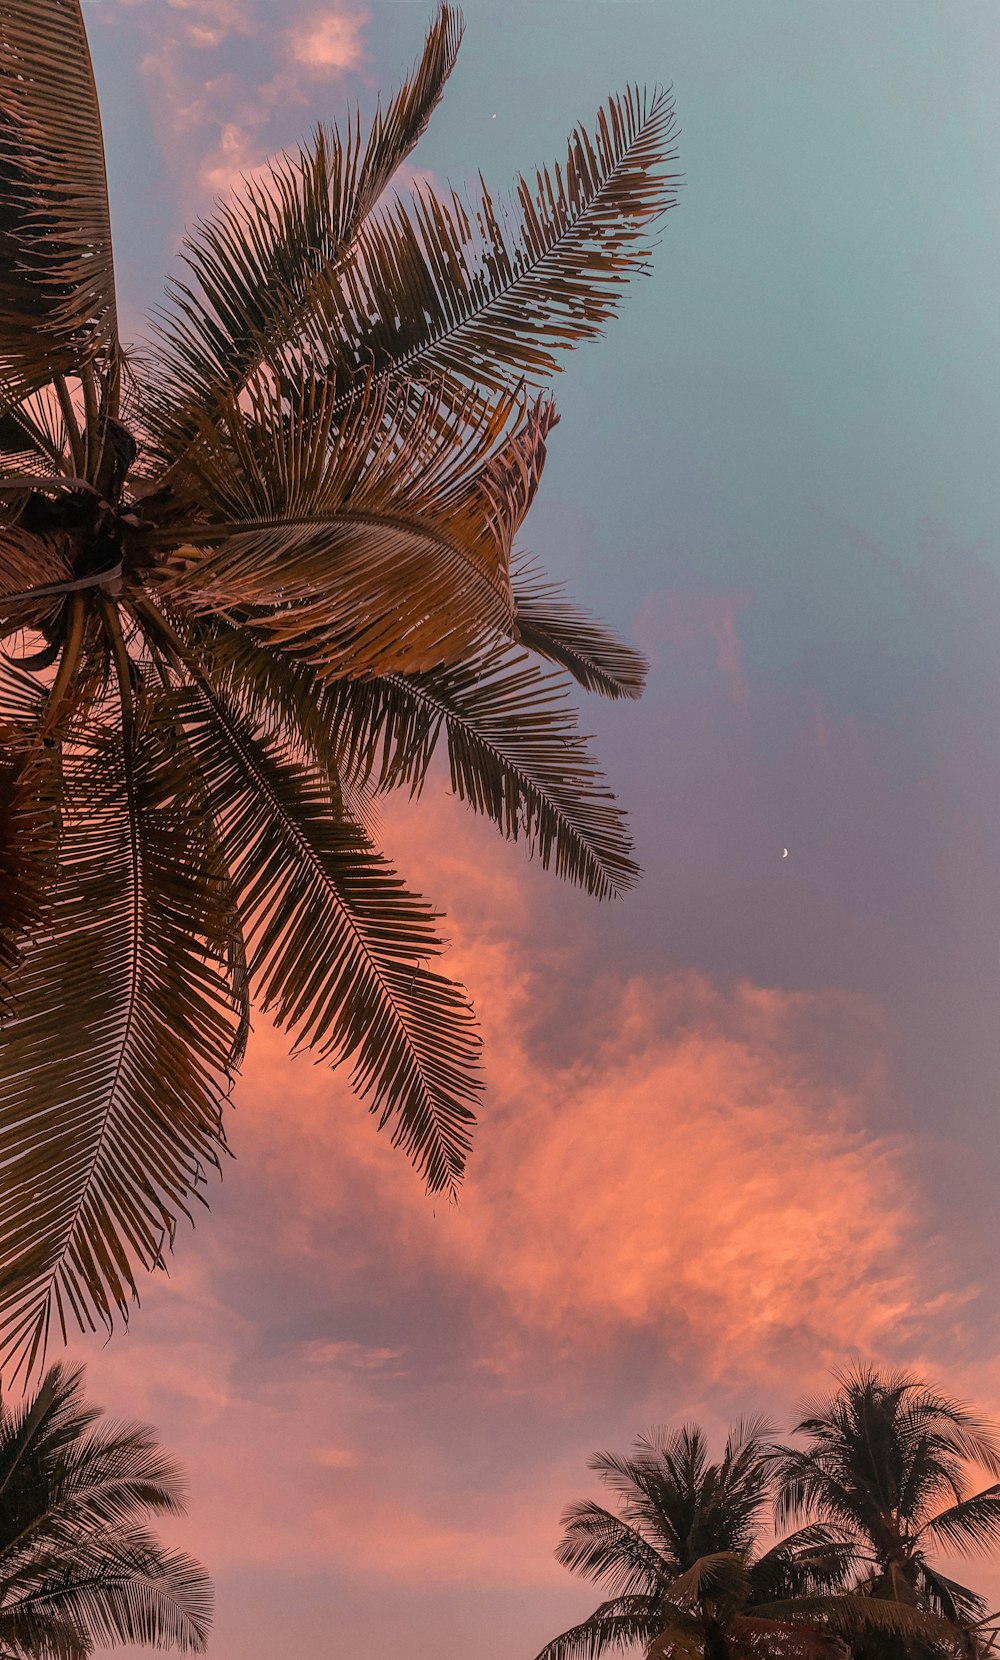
[[331, 641, 638, 898], [146, 3, 463, 452], [533, 1595, 667, 1660], [172, 682, 480, 1193], [280, 86, 679, 402], [153, 376, 553, 679], [0, 712, 240, 1375], [0, 0, 118, 397], [513, 562, 648, 700]]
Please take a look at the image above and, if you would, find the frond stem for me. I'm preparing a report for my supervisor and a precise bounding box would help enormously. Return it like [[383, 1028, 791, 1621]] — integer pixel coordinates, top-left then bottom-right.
[[102, 597, 133, 726], [43, 593, 86, 732], [81, 363, 101, 483], [54, 377, 85, 477]]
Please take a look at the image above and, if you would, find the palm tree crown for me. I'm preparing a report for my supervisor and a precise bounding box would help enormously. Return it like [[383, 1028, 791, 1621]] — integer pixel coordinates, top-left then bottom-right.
[[0, 1362, 210, 1657], [768, 1366, 1000, 1631], [533, 1420, 951, 1660], [0, 1, 679, 1373]]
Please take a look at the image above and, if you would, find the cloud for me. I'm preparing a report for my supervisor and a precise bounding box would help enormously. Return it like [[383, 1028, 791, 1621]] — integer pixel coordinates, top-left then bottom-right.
[[69, 785, 974, 1619], [290, 7, 369, 74]]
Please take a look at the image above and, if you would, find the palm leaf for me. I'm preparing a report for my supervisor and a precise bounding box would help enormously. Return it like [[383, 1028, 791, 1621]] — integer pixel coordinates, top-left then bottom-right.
[[756, 1593, 964, 1649], [286, 86, 679, 402], [182, 617, 376, 835], [664, 1552, 752, 1616], [0, 1527, 210, 1652], [147, 3, 463, 451], [0, 707, 240, 1376], [153, 377, 553, 678], [556, 1501, 673, 1597], [0, 527, 74, 634], [533, 1595, 667, 1660], [172, 681, 480, 1193], [331, 641, 639, 897], [921, 1487, 1000, 1557], [0, 0, 118, 396], [514, 562, 648, 699], [0, 657, 56, 999]]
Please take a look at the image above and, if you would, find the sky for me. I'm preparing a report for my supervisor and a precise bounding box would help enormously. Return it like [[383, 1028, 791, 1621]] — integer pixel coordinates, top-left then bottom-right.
[[64, 1, 1000, 1656]]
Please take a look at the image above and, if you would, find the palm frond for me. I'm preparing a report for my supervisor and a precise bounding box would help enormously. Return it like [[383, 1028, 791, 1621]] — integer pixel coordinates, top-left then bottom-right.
[[172, 681, 480, 1193], [664, 1552, 751, 1617], [0, 528, 74, 634], [331, 641, 638, 898], [147, 3, 463, 451], [0, 0, 118, 396], [285, 86, 679, 402], [750, 1526, 857, 1602], [724, 1614, 842, 1660], [533, 1595, 666, 1660], [921, 1488, 1000, 1558], [153, 377, 552, 678], [0, 707, 240, 1376], [556, 1501, 673, 1597], [914, 1562, 987, 1627], [182, 618, 375, 835], [0, 1527, 211, 1652], [756, 1594, 963, 1649], [514, 562, 647, 700]]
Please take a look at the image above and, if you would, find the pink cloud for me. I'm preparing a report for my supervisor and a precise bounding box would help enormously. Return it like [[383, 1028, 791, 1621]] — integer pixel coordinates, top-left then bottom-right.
[[290, 7, 369, 73]]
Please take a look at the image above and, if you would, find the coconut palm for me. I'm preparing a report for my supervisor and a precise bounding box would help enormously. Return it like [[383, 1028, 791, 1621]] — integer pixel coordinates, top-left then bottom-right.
[[0, 1361, 210, 1657], [535, 1420, 960, 1660], [0, 0, 679, 1373], [768, 1366, 1000, 1639]]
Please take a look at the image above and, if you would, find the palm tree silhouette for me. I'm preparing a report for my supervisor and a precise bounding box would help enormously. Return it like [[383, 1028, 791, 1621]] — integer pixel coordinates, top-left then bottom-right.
[[0, 0, 679, 1373], [768, 1365, 1000, 1643], [536, 1419, 958, 1660], [0, 1363, 209, 1656]]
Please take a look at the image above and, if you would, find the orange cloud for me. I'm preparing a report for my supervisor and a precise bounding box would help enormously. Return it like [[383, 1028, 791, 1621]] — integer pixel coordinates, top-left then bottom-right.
[[75, 790, 968, 1596]]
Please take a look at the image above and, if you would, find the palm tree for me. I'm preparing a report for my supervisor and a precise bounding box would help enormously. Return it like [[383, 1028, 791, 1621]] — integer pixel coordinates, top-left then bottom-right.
[[768, 1366, 1000, 1641], [0, 1362, 210, 1656], [535, 1421, 957, 1660], [0, 1, 679, 1373]]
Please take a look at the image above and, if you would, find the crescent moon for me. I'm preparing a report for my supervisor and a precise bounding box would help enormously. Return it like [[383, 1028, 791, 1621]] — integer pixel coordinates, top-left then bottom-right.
[[782, 848, 788, 858]]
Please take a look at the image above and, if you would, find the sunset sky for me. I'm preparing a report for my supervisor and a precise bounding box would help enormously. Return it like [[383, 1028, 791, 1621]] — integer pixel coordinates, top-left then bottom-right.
[[71, 2, 1000, 1656]]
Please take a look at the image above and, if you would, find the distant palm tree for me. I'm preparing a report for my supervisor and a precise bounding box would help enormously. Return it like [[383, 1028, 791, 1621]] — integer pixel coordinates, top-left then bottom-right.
[[0, 1362, 210, 1657], [768, 1366, 1000, 1639], [0, 0, 679, 1373], [535, 1420, 955, 1660]]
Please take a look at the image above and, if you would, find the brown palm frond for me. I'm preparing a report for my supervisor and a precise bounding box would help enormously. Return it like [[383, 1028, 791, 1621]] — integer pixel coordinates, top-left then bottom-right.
[[0, 655, 54, 998], [0, 709, 240, 1377], [330, 643, 639, 898], [283, 85, 679, 402], [146, 3, 463, 454], [185, 619, 376, 834], [0, 0, 118, 398], [514, 561, 648, 699], [172, 683, 480, 1193], [153, 377, 555, 678]]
